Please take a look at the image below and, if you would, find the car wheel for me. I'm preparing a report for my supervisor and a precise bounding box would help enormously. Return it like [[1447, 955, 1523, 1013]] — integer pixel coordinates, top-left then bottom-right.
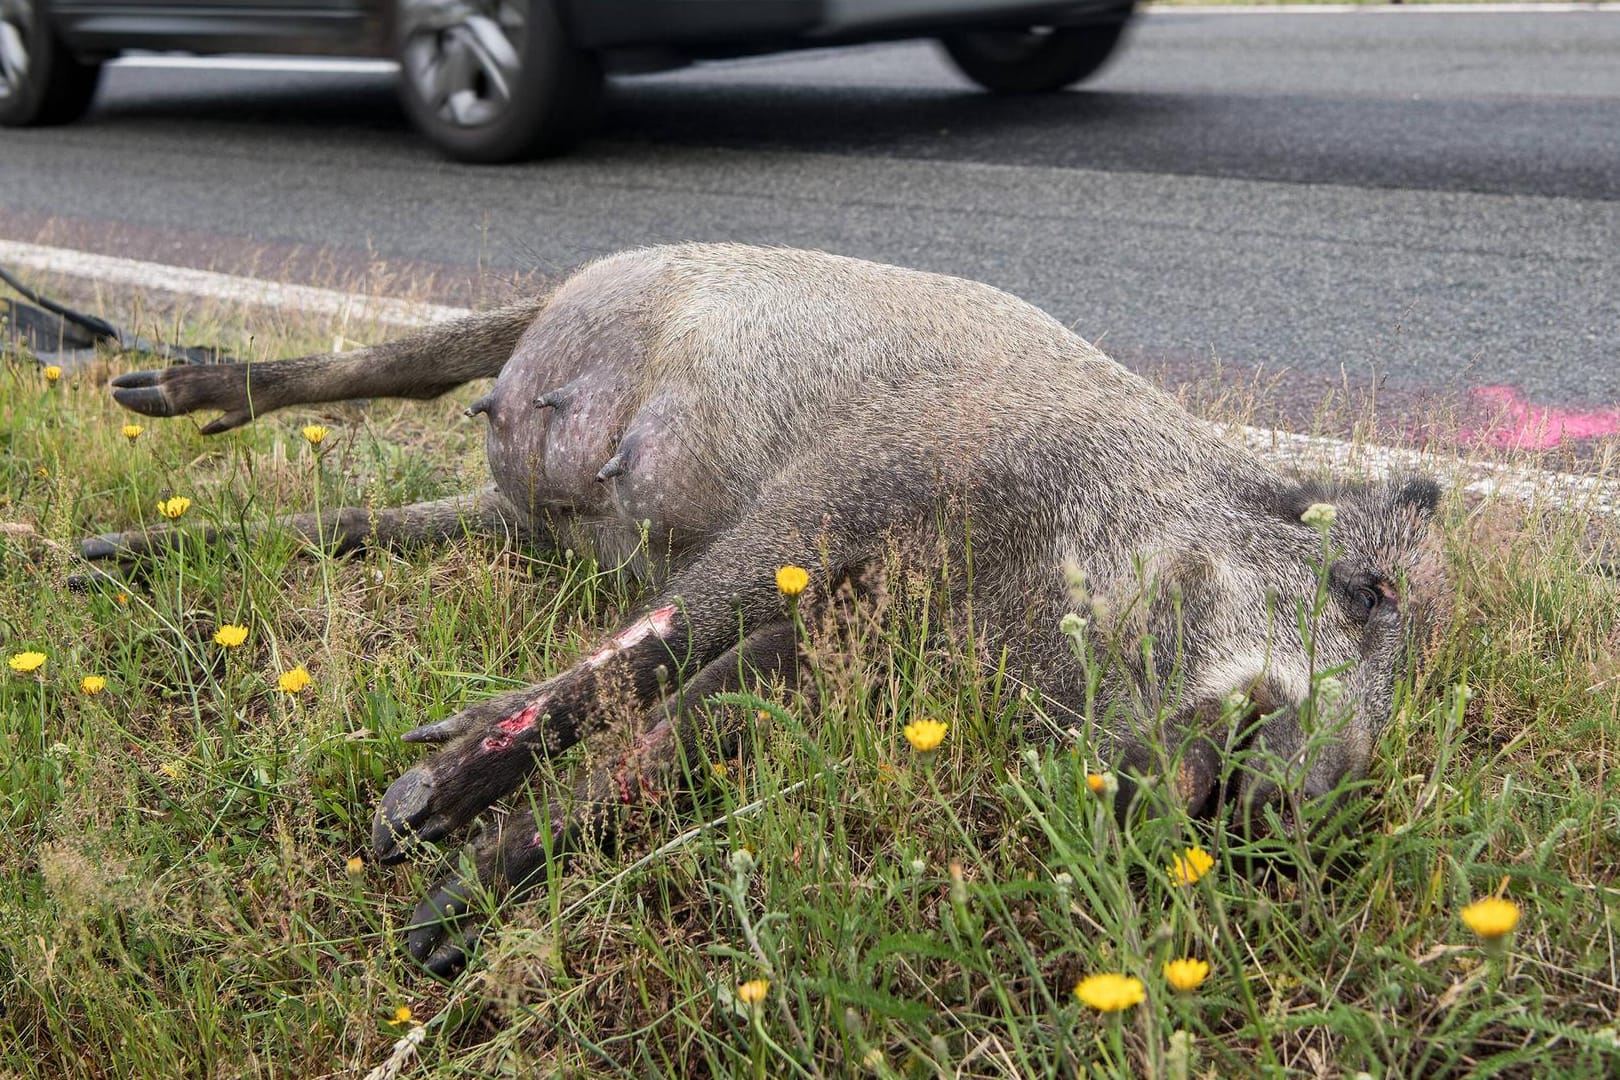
[[396, 0, 602, 163], [941, 18, 1131, 95], [0, 0, 102, 127]]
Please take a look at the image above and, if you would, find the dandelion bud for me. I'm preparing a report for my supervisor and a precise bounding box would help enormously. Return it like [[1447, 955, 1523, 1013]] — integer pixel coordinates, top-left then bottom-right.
[[1059, 612, 1088, 639], [1300, 502, 1337, 531], [1061, 558, 1088, 603], [1312, 675, 1346, 712], [1168, 1031, 1194, 1080], [728, 848, 757, 877]]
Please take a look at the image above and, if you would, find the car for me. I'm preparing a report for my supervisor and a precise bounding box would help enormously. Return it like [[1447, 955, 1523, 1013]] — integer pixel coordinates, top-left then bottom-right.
[[0, 0, 1137, 163]]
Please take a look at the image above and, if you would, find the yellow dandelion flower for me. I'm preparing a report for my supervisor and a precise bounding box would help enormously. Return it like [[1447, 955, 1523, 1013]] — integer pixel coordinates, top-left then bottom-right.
[[8, 651, 46, 673], [159, 761, 185, 779], [157, 496, 192, 519], [1086, 773, 1107, 793], [301, 424, 329, 446], [1168, 846, 1215, 887], [43, 365, 62, 383], [1163, 957, 1210, 992], [1074, 973, 1145, 1013], [775, 564, 809, 597], [737, 978, 770, 1006], [114, 592, 129, 606], [903, 718, 948, 752], [213, 624, 249, 648], [1460, 896, 1521, 940], [122, 424, 144, 442], [711, 761, 730, 781], [346, 856, 365, 875], [391, 1005, 414, 1026], [277, 665, 311, 694], [79, 675, 107, 695]]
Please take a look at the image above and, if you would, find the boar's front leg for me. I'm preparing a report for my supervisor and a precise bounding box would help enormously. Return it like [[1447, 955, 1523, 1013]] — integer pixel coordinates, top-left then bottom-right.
[[401, 618, 803, 976], [370, 533, 827, 864]]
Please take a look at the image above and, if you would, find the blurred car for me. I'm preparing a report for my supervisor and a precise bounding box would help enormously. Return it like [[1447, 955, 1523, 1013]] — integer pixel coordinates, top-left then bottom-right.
[[0, 0, 1137, 162]]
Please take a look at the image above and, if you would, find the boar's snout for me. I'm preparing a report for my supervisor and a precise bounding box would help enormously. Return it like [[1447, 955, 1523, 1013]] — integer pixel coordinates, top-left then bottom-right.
[[1228, 700, 1371, 838], [1115, 697, 1372, 838]]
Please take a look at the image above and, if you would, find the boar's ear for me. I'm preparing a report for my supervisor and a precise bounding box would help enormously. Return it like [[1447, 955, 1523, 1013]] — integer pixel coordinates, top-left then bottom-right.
[[1393, 476, 1442, 518], [1261, 478, 1336, 523]]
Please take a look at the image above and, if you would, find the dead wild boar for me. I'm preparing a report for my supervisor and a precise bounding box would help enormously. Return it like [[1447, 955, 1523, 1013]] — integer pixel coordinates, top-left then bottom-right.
[[92, 243, 1448, 973]]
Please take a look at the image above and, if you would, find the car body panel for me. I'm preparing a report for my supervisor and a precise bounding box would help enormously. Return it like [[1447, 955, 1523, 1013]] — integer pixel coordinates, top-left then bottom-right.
[[50, 0, 1133, 60]]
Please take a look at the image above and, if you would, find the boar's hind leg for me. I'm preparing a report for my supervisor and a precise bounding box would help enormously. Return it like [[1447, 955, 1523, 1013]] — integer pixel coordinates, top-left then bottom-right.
[[403, 619, 802, 976], [111, 297, 545, 434], [79, 486, 528, 563]]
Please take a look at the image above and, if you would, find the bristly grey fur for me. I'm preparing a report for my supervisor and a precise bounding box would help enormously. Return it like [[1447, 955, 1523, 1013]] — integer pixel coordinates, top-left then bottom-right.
[[99, 243, 1449, 974]]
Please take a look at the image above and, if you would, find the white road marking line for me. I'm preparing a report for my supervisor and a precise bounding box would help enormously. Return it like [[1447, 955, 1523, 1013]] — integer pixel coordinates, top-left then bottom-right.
[[1237, 427, 1618, 517], [3, 239, 1615, 515], [0, 239, 466, 328]]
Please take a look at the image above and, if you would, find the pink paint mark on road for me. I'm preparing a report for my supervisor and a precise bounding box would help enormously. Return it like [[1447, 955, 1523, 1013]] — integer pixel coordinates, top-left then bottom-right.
[[1463, 385, 1620, 450], [495, 700, 544, 735]]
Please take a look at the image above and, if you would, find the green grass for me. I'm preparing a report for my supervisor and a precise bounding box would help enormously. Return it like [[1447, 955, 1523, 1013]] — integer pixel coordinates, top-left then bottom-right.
[[2, 291, 1618, 1078]]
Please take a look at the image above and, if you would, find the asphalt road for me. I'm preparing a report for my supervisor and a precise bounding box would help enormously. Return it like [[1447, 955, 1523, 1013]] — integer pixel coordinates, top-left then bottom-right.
[[2, 9, 1618, 439]]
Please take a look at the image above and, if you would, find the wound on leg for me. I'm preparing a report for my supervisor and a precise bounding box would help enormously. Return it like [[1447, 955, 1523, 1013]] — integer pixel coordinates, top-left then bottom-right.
[[585, 604, 679, 668]]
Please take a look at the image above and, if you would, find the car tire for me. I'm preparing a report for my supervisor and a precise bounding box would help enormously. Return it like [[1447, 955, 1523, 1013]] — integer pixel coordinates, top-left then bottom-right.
[[396, 0, 602, 163], [0, 0, 103, 127], [940, 18, 1131, 95]]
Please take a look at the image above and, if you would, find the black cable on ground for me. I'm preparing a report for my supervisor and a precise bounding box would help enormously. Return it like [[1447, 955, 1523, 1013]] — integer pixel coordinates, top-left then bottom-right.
[[0, 263, 120, 342], [0, 263, 237, 366]]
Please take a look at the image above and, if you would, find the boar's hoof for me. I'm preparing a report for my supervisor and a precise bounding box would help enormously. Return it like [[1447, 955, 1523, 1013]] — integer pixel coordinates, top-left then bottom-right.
[[401, 715, 472, 744], [109, 370, 182, 418], [373, 765, 447, 862], [80, 534, 127, 561], [406, 875, 481, 977]]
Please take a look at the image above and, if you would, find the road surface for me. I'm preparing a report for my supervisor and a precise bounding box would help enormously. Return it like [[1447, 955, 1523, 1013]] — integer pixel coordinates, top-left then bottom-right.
[[2, 8, 1616, 444]]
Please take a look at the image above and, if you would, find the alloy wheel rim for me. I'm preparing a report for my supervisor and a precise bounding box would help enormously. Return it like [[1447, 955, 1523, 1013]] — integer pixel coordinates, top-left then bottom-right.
[[0, 0, 34, 104], [400, 0, 526, 128]]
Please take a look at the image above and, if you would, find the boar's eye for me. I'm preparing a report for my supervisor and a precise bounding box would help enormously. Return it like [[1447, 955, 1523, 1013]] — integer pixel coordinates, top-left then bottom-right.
[[1342, 575, 1398, 624]]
